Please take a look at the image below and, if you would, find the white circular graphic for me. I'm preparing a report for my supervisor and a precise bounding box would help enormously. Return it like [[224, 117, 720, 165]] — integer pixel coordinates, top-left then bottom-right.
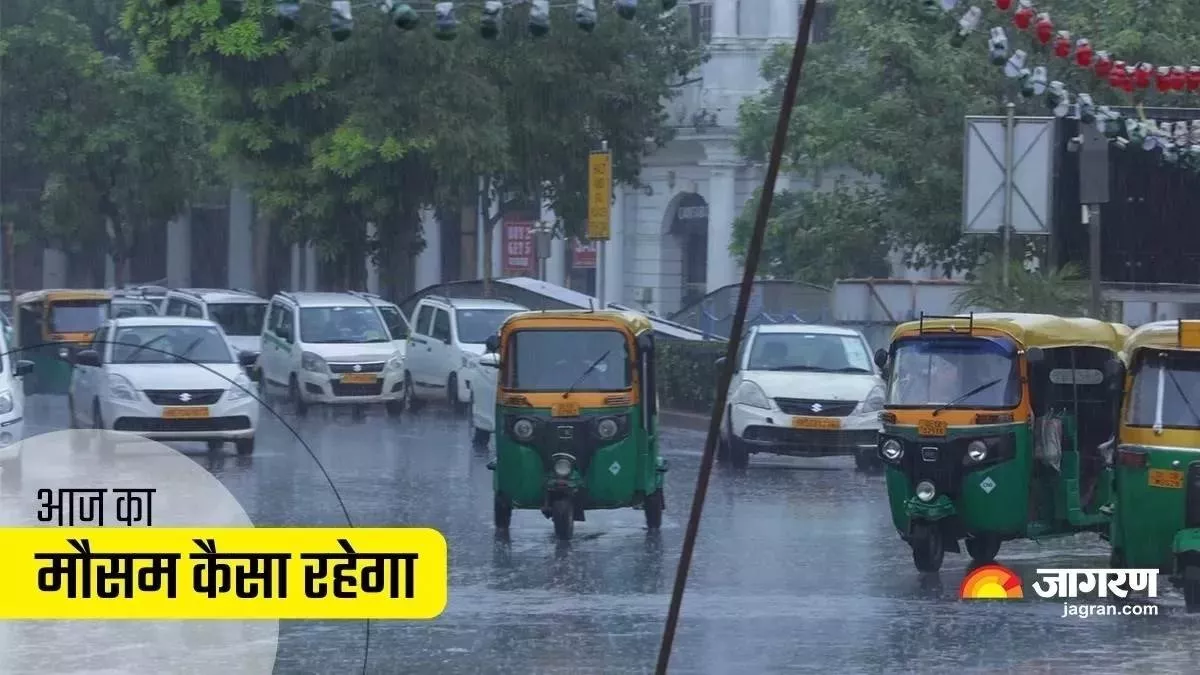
[[0, 429, 277, 675]]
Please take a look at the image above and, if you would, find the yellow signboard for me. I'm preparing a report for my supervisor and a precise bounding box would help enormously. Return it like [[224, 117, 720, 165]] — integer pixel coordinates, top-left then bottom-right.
[[587, 151, 612, 240]]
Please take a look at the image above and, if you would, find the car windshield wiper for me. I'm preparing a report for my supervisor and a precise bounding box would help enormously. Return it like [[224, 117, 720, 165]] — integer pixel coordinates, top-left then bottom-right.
[[124, 333, 170, 362], [763, 365, 825, 371], [832, 366, 872, 373], [931, 378, 1004, 417], [563, 350, 611, 399]]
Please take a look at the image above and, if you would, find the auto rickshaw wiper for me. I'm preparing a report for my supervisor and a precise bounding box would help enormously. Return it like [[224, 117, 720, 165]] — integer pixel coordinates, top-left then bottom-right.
[[562, 350, 611, 399], [1164, 367, 1200, 426], [931, 377, 1003, 417]]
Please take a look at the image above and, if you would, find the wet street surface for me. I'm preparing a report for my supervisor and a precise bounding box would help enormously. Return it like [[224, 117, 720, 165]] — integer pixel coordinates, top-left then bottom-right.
[[20, 395, 1200, 674]]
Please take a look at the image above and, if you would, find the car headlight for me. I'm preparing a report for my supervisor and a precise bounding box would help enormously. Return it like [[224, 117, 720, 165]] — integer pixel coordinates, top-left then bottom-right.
[[858, 385, 885, 414], [733, 381, 772, 410], [385, 354, 404, 372], [916, 480, 936, 502], [552, 454, 574, 477], [227, 374, 254, 401], [966, 440, 988, 463], [301, 352, 328, 374], [880, 438, 903, 461], [108, 373, 137, 401], [597, 418, 619, 440], [0, 390, 13, 415], [512, 418, 535, 442]]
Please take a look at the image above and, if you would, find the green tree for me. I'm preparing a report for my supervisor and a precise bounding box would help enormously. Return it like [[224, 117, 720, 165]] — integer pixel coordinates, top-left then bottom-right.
[[953, 258, 1089, 315], [123, 1, 703, 292], [736, 0, 1200, 277]]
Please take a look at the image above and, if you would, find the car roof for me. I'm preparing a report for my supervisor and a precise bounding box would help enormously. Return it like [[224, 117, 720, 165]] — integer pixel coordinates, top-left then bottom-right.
[[171, 288, 266, 304], [755, 323, 863, 337], [112, 297, 156, 304], [110, 316, 219, 328], [275, 292, 375, 308], [420, 296, 525, 311]]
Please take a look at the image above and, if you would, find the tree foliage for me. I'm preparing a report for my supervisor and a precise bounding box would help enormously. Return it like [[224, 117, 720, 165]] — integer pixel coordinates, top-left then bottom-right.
[[953, 258, 1089, 315], [736, 0, 1200, 278]]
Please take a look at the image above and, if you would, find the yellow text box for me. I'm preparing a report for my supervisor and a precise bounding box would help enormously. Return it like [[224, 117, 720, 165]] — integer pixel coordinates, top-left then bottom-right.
[[0, 527, 447, 619], [587, 151, 612, 240]]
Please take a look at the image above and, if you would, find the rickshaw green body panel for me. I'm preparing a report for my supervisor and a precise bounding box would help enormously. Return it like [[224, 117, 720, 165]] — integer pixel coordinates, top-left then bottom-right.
[[493, 405, 663, 509], [25, 347, 74, 395], [1174, 529, 1200, 555], [1111, 446, 1200, 569]]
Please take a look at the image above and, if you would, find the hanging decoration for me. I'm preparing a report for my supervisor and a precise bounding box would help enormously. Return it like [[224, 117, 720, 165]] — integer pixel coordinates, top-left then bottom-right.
[[434, 2, 457, 40], [1133, 62, 1153, 89], [950, 7, 981, 48], [330, 1, 353, 41], [389, 1, 420, 30], [480, 0, 503, 39], [994, 0, 1012, 9], [1074, 38, 1093, 67], [1012, 0, 1034, 30], [1033, 12, 1052, 45], [1052, 30, 1070, 58], [988, 27, 1008, 65], [575, 0, 598, 32], [1093, 51, 1112, 77], [615, 0, 637, 20], [529, 0, 551, 36]]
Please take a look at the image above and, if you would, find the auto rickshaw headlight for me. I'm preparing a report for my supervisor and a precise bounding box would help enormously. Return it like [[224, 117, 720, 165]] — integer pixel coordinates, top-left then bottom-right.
[[597, 418, 619, 440], [552, 456, 574, 477], [512, 418, 535, 441], [916, 481, 936, 502], [58, 347, 69, 360], [967, 440, 988, 462], [881, 439, 903, 461]]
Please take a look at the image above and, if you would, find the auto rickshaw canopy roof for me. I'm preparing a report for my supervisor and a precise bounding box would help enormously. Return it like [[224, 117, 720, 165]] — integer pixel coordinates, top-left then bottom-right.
[[1123, 319, 1200, 355], [16, 289, 112, 305], [501, 309, 653, 336], [890, 313, 1129, 351]]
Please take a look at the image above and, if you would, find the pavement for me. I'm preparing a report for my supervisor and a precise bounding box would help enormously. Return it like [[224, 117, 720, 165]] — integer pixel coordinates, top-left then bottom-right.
[[15, 395, 1200, 674]]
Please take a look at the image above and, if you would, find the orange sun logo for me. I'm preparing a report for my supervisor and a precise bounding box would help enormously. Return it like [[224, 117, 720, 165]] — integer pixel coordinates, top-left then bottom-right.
[[960, 564, 1024, 599]]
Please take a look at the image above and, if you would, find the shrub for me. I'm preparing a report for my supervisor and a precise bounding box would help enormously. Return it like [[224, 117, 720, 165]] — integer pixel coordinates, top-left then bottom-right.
[[657, 340, 728, 414]]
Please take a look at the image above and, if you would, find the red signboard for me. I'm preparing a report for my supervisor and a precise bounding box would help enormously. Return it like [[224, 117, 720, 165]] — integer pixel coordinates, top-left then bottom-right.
[[501, 221, 535, 276], [572, 239, 597, 269]]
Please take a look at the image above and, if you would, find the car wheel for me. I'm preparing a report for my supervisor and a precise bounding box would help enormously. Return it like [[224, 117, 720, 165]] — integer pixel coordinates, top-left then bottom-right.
[[207, 440, 224, 453], [386, 400, 405, 418], [235, 437, 255, 456], [93, 400, 114, 457], [289, 375, 308, 418], [404, 372, 422, 412], [447, 373, 462, 414], [727, 433, 750, 469]]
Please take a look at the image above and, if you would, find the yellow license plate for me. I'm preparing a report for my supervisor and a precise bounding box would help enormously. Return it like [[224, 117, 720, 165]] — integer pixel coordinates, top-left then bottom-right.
[[918, 419, 948, 437], [340, 373, 377, 384], [791, 416, 841, 430], [552, 402, 581, 417], [162, 407, 210, 419], [1148, 468, 1184, 489]]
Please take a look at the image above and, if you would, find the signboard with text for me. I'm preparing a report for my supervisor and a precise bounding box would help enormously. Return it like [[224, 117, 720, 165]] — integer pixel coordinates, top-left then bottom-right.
[[587, 151, 612, 240], [501, 221, 535, 276], [572, 239, 597, 269]]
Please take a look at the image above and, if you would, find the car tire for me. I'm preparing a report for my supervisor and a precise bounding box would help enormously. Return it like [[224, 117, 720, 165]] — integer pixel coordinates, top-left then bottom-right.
[[447, 373, 463, 414], [235, 437, 255, 456], [472, 427, 490, 447], [93, 400, 114, 457], [727, 433, 750, 469], [207, 440, 224, 453], [0, 454, 22, 491], [289, 375, 308, 418], [386, 400, 405, 418], [404, 372, 422, 412]]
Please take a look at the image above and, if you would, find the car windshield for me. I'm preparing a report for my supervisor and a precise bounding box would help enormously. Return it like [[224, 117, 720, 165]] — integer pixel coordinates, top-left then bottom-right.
[[886, 337, 1021, 408], [209, 302, 267, 337], [110, 325, 233, 364], [377, 305, 408, 340], [745, 332, 873, 373], [300, 306, 389, 344], [456, 309, 520, 344], [1126, 350, 1200, 429], [111, 300, 158, 318], [50, 301, 109, 333], [506, 329, 630, 392]]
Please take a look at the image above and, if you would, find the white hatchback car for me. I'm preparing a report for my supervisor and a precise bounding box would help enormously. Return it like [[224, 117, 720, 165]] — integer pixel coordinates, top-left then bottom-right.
[[0, 329, 34, 488], [68, 317, 261, 455], [160, 288, 269, 357], [468, 344, 501, 447], [719, 324, 885, 470]]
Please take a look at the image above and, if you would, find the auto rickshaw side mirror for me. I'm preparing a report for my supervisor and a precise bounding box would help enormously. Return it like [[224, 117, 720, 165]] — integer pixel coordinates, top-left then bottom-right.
[[484, 334, 500, 353], [1026, 347, 1046, 364], [873, 348, 888, 369], [237, 350, 259, 369], [478, 353, 500, 368], [14, 359, 33, 377], [74, 349, 102, 368]]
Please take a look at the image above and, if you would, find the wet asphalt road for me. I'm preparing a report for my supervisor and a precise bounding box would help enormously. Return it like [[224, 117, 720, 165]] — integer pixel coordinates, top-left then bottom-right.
[[21, 395, 1200, 674]]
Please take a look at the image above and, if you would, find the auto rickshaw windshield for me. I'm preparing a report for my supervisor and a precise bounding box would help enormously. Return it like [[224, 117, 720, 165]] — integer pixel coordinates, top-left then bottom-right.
[[49, 301, 108, 333], [505, 328, 631, 392], [1125, 350, 1200, 429], [886, 336, 1020, 408]]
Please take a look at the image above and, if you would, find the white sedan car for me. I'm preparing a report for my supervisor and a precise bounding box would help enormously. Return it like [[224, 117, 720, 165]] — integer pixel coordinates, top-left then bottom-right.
[[468, 351, 500, 447], [720, 323, 885, 470], [0, 329, 33, 489], [68, 316, 261, 455]]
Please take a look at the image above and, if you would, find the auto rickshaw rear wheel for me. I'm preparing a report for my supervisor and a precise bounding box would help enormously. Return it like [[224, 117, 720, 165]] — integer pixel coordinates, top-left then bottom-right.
[[644, 490, 664, 530], [551, 498, 574, 540], [493, 495, 512, 530], [965, 535, 1001, 563], [910, 523, 945, 573]]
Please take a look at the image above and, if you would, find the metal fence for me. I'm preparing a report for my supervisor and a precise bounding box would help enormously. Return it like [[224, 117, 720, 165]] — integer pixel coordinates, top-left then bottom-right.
[[667, 280, 833, 340]]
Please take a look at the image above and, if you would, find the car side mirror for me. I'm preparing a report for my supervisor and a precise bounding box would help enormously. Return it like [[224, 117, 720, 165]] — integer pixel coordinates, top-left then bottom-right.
[[74, 349, 102, 368], [238, 350, 259, 369], [873, 348, 888, 369], [478, 353, 500, 368], [484, 335, 500, 353], [14, 359, 33, 377]]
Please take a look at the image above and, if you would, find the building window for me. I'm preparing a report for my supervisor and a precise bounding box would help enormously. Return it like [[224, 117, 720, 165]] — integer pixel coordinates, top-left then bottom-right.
[[689, 1, 712, 44]]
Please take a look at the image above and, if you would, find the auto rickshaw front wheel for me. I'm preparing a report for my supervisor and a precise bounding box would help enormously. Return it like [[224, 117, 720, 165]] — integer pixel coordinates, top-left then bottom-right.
[[909, 522, 945, 573], [551, 498, 574, 540], [493, 495, 512, 530], [1181, 558, 1200, 613], [644, 490, 664, 530], [965, 535, 1001, 563]]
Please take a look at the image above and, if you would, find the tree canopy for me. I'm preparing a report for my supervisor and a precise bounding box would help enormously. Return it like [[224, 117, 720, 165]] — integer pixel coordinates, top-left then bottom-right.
[[735, 0, 1200, 281]]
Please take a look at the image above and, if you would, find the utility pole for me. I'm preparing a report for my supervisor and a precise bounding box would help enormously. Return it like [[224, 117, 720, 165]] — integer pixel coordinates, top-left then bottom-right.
[[1002, 101, 1015, 289], [1078, 124, 1110, 318]]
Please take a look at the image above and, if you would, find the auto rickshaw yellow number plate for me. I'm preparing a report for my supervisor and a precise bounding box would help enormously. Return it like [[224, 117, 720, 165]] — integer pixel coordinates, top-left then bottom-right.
[[791, 416, 841, 430], [1148, 468, 1184, 489], [162, 406, 210, 419], [340, 373, 376, 384], [552, 401, 581, 417], [918, 419, 948, 437]]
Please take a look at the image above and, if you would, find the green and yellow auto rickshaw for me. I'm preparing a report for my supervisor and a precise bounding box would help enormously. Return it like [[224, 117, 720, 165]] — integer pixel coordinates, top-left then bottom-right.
[[874, 313, 1128, 572], [16, 289, 111, 395], [486, 310, 667, 540], [1109, 319, 1200, 611]]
